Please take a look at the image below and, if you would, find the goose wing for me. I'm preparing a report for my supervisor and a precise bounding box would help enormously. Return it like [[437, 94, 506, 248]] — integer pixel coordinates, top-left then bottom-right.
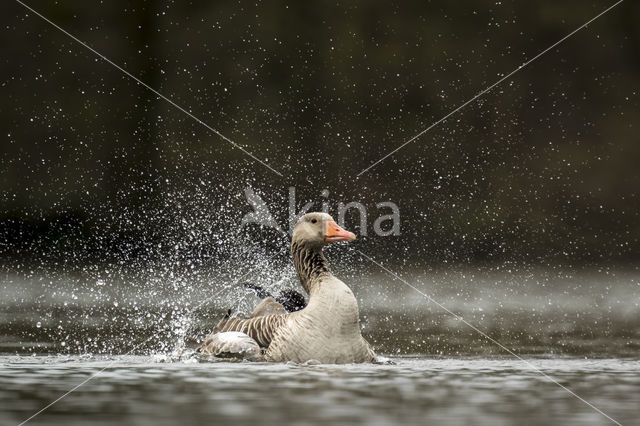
[[197, 331, 261, 358], [201, 310, 289, 349], [250, 296, 288, 317], [245, 283, 307, 313]]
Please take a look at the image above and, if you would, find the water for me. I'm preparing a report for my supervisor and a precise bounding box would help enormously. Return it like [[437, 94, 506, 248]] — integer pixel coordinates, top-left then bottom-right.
[[2, 269, 639, 425], [1, 356, 639, 426], [3, 268, 639, 357]]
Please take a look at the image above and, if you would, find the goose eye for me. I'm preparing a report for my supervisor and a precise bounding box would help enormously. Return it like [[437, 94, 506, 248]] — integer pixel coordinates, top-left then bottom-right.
[[311, 219, 317, 224]]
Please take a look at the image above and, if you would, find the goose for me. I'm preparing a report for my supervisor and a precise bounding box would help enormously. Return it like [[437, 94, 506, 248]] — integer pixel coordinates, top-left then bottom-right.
[[198, 212, 377, 363]]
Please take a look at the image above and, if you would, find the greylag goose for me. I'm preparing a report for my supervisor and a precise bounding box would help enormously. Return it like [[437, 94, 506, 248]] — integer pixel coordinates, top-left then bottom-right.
[[198, 212, 376, 363]]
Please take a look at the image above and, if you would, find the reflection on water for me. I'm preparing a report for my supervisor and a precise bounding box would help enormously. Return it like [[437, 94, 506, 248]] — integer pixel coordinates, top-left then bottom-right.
[[1, 356, 639, 426]]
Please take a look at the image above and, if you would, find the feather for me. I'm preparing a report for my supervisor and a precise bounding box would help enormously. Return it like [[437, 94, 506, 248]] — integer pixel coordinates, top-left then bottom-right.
[[198, 310, 289, 352]]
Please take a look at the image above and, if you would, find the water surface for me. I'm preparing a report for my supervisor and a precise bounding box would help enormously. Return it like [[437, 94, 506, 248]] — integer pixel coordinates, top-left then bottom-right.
[[2, 356, 639, 426], [2, 269, 639, 425]]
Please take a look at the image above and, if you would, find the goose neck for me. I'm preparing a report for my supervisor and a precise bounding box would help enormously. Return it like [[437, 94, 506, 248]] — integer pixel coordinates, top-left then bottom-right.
[[291, 241, 331, 293]]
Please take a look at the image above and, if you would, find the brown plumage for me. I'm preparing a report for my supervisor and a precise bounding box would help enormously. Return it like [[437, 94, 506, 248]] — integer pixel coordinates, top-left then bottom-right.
[[208, 308, 287, 348], [198, 212, 377, 363]]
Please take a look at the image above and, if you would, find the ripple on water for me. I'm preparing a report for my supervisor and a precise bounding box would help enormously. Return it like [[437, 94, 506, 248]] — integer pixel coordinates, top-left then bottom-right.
[[0, 356, 639, 426]]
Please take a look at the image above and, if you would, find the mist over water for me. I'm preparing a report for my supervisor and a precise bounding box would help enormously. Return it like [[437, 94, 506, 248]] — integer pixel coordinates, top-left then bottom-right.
[[2, 265, 639, 357]]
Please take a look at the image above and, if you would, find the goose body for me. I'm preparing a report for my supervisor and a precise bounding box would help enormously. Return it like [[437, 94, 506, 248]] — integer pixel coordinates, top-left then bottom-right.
[[265, 275, 375, 363], [198, 212, 376, 364]]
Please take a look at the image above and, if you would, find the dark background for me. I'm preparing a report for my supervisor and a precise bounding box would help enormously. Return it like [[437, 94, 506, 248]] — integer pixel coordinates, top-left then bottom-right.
[[1, 0, 639, 270]]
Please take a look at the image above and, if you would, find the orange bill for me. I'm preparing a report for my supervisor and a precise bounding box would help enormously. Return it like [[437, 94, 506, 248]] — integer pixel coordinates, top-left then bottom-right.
[[324, 220, 356, 242]]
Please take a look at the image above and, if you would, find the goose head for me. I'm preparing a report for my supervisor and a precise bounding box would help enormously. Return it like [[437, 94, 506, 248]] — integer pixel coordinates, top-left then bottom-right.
[[291, 213, 356, 292], [292, 212, 356, 248]]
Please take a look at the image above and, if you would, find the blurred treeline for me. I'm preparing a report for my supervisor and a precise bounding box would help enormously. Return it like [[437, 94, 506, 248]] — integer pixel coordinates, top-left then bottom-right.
[[1, 0, 639, 268]]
